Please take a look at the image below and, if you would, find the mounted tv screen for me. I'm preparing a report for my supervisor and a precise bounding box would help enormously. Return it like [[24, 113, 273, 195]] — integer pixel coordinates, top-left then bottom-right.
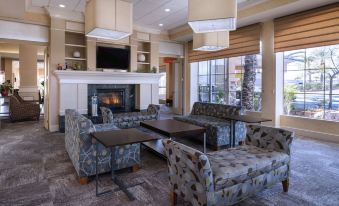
[[96, 46, 130, 70]]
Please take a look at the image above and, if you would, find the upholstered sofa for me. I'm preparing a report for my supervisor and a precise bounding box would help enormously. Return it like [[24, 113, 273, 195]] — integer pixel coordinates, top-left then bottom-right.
[[163, 125, 294, 206], [174, 102, 246, 149], [100, 104, 160, 128], [65, 109, 140, 183]]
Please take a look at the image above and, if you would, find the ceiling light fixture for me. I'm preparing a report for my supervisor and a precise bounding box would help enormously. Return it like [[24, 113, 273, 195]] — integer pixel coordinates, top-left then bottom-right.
[[188, 0, 237, 33], [164, 8, 170, 12], [59, 4, 66, 8], [159, 23, 163, 27], [85, 0, 133, 40], [193, 31, 229, 51]]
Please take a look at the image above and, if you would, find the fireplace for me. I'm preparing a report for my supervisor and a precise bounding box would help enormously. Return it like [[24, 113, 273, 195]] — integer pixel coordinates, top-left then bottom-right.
[[88, 84, 135, 115], [97, 89, 125, 111]]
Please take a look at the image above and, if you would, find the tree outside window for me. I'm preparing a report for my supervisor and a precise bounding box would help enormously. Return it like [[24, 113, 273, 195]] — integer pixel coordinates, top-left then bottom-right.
[[283, 44, 339, 121], [196, 54, 262, 111]]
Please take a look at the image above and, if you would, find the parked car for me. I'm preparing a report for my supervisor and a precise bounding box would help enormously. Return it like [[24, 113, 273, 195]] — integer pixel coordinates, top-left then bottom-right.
[[291, 97, 321, 110]]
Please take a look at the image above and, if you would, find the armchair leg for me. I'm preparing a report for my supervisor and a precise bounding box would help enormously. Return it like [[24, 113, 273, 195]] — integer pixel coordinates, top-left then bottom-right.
[[132, 164, 140, 173], [282, 179, 289, 192], [170, 191, 177, 206], [79, 177, 89, 185]]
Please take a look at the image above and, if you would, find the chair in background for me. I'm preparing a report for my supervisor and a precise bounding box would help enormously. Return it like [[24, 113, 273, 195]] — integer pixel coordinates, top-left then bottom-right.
[[9, 93, 40, 121]]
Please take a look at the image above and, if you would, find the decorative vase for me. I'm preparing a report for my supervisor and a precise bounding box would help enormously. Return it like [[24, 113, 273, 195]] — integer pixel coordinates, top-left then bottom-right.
[[91, 94, 98, 117], [1, 90, 9, 97], [138, 54, 146, 62], [73, 51, 81, 58]]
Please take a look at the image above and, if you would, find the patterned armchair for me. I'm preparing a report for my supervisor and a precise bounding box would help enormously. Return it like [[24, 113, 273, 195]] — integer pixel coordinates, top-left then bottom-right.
[[174, 102, 246, 150], [163, 125, 294, 206], [100, 104, 160, 128], [65, 109, 140, 183], [9, 93, 40, 121]]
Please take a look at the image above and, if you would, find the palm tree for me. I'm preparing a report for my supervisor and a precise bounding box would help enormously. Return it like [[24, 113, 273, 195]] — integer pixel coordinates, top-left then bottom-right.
[[241, 55, 257, 110]]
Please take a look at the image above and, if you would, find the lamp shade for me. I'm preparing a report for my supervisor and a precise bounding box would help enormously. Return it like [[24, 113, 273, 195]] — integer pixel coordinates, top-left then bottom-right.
[[188, 0, 237, 33], [193, 31, 229, 51], [85, 0, 133, 40]]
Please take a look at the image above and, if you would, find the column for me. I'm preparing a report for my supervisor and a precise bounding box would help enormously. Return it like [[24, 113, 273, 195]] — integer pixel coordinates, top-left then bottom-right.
[[150, 34, 159, 72], [4, 58, 13, 83], [48, 18, 65, 131], [261, 20, 283, 127], [18, 44, 39, 101]]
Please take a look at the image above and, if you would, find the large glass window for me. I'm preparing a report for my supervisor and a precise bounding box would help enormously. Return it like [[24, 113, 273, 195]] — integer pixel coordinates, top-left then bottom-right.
[[0, 71, 4, 84], [196, 54, 262, 111], [283, 45, 339, 121], [159, 72, 166, 100]]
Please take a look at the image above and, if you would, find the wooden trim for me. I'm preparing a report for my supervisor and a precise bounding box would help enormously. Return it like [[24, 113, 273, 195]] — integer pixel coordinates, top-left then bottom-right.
[[274, 2, 339, 52]]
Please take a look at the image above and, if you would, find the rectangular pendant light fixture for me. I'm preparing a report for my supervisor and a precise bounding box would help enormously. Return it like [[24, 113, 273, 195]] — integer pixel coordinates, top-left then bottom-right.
[[85, 0, 133, 40], [193, 31, 229, 51], [188, 0, 237, 33]]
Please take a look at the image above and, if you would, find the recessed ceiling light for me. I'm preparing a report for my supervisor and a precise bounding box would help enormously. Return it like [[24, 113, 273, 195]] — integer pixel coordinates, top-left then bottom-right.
[[59, 4, 66, 8], [159, 23, 163, 27], [164, 8, 170, 12]]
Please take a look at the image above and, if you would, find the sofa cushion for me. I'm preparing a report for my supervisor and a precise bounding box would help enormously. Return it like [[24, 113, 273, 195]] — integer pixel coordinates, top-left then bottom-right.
[[191, 102, 242, 119], [207, 145, 290, 190], [174, 115, 230, 127]]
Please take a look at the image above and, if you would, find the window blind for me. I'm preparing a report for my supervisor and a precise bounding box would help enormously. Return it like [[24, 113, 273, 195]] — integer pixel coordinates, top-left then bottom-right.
[[188, 23, 261, 62], [274, 2, 339, 52]]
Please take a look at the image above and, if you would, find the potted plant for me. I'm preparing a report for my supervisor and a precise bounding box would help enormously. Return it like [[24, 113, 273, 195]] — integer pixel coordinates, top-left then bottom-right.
[[0, 81, 13, 97]]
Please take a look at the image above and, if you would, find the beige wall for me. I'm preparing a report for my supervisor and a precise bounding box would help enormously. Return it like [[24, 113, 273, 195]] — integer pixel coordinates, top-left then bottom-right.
[[281, 115, 339, 143], [86, 37, 96, 71]]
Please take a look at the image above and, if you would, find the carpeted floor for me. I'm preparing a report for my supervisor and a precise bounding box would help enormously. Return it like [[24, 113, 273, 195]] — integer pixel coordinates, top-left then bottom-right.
[[0, 119, 339, 206]]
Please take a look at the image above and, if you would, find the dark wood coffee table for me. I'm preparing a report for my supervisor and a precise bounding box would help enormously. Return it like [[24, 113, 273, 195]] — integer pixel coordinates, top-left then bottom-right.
[[91, 128, 160, 199], [140, 119, 206, 157]]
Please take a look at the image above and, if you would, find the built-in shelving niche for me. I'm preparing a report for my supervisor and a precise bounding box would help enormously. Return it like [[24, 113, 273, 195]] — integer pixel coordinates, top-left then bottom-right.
[[137, 41, 150, 72], [65, 31, 87, 70]]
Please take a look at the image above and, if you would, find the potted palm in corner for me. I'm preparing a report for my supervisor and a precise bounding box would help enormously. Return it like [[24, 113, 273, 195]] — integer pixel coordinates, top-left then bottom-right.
[[0, 81, 13, 97]]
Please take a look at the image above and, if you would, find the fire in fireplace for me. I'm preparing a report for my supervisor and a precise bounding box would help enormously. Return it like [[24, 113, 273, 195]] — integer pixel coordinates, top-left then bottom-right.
[[88, 84, 135, 115], [101, 93, 122, 105], [97, 89, 125, 110]]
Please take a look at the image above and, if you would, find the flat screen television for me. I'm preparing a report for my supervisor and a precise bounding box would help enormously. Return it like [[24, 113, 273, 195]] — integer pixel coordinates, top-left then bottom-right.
[[96, 46, 130, 70]]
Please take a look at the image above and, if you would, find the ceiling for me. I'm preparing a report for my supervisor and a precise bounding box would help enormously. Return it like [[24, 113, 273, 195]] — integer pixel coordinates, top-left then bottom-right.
[[28, 0, 264, 32]]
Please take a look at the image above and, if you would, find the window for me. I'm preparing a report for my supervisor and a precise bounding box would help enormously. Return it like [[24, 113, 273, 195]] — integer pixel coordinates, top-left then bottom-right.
[[196, 54, 262, 111], [283, 45, 339, 121], [0, 71, 4, 84], [159, 72, 166, 100]]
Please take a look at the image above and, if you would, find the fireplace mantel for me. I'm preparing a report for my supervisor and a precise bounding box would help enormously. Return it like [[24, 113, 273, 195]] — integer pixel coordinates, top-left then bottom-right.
[[54, 70, 161, 119], [54, 70, 163, 84]]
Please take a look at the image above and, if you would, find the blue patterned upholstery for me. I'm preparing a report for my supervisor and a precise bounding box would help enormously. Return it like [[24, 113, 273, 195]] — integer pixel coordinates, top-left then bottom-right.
[[162, 125, 294, 206], [100, 104, 159, 129], [65, 109, 140, 178], [174, 102, 246, 148]]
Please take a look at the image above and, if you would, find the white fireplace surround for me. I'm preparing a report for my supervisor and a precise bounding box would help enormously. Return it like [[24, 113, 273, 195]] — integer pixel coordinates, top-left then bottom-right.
[[54, 70, 163, 115]]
